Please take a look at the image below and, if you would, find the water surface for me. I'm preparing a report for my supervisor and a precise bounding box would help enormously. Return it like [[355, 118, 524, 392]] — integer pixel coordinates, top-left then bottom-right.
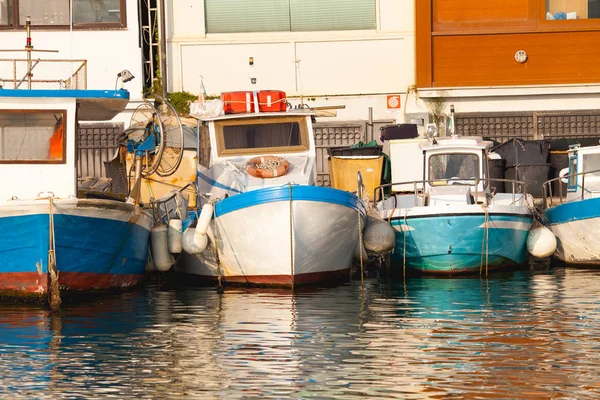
[[1, 266, 600, 399]]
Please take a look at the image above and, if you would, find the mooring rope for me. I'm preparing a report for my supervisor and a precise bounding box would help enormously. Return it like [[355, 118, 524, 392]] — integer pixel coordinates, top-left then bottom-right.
[[47, 194, 61, 312], [357, 205, 364, 285], [289, 183, 295, 290], [211, 202, 223, 292], [403, 208, 408, 278], [479, 205, 489, 277]]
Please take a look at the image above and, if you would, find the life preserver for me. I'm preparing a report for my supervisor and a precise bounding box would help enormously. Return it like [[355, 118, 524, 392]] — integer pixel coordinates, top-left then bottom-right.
[[246, 156, 290, 178]]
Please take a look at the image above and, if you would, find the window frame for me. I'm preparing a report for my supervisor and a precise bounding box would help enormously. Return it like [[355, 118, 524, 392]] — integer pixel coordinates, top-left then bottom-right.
[[0, 109, 67, 164], [214, 116, 311, 157], [0, 0, 127, 30]]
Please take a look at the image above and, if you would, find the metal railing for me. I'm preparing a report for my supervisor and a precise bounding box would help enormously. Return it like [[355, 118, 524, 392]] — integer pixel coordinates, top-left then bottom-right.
[[374, 177, 527, 207], [542, 168, 600, 208], [0, 59, 87, 89]]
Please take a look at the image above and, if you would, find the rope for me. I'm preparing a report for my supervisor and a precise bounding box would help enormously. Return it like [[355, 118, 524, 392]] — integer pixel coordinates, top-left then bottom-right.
[[358, 205, 364, 285], [211, 201, 223, 292], [47, 195, 61, 312], [479, 204, 489, 277], [403, 208, 409, 278], [289, 183, 295, 290]]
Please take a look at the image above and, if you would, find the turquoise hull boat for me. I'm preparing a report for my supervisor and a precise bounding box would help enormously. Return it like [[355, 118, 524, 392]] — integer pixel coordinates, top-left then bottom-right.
[[389, 210, 531, 275]]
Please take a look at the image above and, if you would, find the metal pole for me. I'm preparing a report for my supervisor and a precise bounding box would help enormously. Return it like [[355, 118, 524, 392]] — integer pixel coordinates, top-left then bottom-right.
[[158, 0, 168, 99], [25, 16, 32, 89]]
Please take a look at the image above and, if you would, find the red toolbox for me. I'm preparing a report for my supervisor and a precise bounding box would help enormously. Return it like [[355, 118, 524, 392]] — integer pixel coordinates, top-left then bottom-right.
[[257, 90, 287, 112], [221, 91, 254, 114]]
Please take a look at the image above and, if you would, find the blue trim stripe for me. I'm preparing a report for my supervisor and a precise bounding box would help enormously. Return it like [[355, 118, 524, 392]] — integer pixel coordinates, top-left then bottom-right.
[[0, 89, 130, 100], [545, 197, 600, 225], [215, 185, 365, 217], [197, 170, 242, 194]]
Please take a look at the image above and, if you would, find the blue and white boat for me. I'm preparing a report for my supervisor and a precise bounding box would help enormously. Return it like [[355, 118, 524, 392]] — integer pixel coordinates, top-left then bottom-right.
[[542, 144, 600, 266], [0, 30, 153, 305], [376, 135, 533, 275], [173, 91, 366, 286]]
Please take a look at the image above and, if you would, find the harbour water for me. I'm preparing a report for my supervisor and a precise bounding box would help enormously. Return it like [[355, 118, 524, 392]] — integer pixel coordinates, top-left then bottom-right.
[[2, 263, 600, 399]]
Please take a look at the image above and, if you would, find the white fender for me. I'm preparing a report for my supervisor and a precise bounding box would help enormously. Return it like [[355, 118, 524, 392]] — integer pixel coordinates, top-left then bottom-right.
[[192, 203, 213, 252], [167, 218, 183, 254], [182, 227, 208, 255], [151, 223, 173, 271], [527, 225, 557, 258], [145, 247, 156, 272]]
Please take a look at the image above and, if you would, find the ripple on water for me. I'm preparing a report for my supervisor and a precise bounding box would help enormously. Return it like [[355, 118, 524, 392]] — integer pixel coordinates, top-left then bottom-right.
[[1, 268, 600, 398]]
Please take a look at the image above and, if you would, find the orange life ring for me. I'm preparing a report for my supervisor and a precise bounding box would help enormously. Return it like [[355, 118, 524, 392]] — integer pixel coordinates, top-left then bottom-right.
[[246, 156, 290, 178]]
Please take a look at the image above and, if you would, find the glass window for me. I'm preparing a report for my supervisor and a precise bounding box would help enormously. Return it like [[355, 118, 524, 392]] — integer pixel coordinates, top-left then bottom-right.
[[0, 111, 66, 163], [546, 0, 600, 20], [583, 153, 600, 177], [205, 0, 376, 33], [3, 0, 125, 27], [19, 0, 69, 25], [73, 0, 122, 24], [429, 153, 480, 181], [0, 0, 10, 26], [215, 116, 309, 156]]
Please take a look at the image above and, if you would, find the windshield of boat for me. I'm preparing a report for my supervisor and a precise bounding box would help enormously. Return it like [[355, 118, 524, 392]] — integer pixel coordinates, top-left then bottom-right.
[[428, 153, 480, 181], [583, 153, 600, 178], [215, 116, 310, 156], [0, 110, 66, 163]]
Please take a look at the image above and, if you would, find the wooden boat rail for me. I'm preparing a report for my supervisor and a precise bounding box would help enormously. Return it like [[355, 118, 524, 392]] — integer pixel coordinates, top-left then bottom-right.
[[374, 178, 528, 206], [542, 168, 600, 209]]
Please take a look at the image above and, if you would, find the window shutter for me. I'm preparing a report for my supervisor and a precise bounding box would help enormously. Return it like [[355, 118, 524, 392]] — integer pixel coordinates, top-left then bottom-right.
[[290, 0, 376, 31], [205, 0, 291, 33]]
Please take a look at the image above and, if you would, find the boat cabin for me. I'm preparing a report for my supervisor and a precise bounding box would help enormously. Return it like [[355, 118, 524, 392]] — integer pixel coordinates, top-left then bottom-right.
[[0, 89, 129, 201], [194, 91, 317, 198], [561, 144, 600, 201]]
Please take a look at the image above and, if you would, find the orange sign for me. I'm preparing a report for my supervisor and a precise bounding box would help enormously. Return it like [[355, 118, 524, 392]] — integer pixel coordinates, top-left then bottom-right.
[[387, 95, 401, 109]]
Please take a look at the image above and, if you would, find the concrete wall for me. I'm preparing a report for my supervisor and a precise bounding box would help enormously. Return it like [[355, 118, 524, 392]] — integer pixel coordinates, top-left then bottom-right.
[[166, 0, 415, 124]]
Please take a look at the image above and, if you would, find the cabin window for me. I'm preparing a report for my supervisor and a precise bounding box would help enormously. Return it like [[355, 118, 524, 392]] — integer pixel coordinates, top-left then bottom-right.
[[428, 153, 480, 181], [205, 0, 376, 33], [546, 0, 600, 20], [215, 116, 310, 156], [0, 0, 126, 29], [0, 110, 66, 163], [583, 153, 600, 177]]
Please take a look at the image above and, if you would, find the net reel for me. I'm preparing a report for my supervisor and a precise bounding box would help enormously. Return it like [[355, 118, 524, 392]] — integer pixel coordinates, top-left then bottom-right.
[[122, 95, 184, 203]]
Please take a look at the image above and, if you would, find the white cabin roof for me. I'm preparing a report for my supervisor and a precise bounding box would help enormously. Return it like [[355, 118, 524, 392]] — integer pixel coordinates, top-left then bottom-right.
[[420, 136, 493, 153]]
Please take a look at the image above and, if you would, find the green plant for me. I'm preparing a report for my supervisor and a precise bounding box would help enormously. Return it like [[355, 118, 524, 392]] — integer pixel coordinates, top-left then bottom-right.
[[425, 96, 447, 134], [167, 91, 198, 115]]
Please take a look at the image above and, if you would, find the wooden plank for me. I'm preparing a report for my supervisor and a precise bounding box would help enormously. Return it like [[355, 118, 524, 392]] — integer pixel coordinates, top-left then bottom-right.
[[415, 0, 433, 87], [431, 31, 600, 87]]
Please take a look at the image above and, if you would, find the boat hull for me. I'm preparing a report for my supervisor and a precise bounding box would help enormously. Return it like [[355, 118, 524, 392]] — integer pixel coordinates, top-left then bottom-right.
[[545, 197, 600, 266], [387, 206, 532, 275], [174, 185, 365, 286], [0, 198, 153, 300]]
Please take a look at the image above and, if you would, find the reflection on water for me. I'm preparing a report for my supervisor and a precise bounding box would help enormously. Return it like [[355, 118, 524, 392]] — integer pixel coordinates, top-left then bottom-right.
[[1, 267, 600, 399]]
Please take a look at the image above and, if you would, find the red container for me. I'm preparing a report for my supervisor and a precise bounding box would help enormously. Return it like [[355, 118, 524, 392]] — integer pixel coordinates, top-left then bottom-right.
[[257, 90, 287, 112], [221, 91, 254, 114]]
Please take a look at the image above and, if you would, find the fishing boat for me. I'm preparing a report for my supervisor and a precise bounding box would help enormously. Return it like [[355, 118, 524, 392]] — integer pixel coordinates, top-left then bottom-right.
[[0, 20, 153, 308], [375, 131, 534, 275], [542, 143, 600, 266], [168, 90, 366, 286]]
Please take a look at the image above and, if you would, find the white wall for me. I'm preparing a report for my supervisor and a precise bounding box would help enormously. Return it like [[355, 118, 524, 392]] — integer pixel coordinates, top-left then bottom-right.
[[167, 0, 416, 123], [0, 0, 144, 125]]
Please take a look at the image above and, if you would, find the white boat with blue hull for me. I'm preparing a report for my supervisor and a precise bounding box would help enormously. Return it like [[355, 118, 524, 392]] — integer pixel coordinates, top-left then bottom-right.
[[0, 27, 153, 306], [542, 144, 600, 266], [376, 135, 534, 275], [173, 91, 366, 287]]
